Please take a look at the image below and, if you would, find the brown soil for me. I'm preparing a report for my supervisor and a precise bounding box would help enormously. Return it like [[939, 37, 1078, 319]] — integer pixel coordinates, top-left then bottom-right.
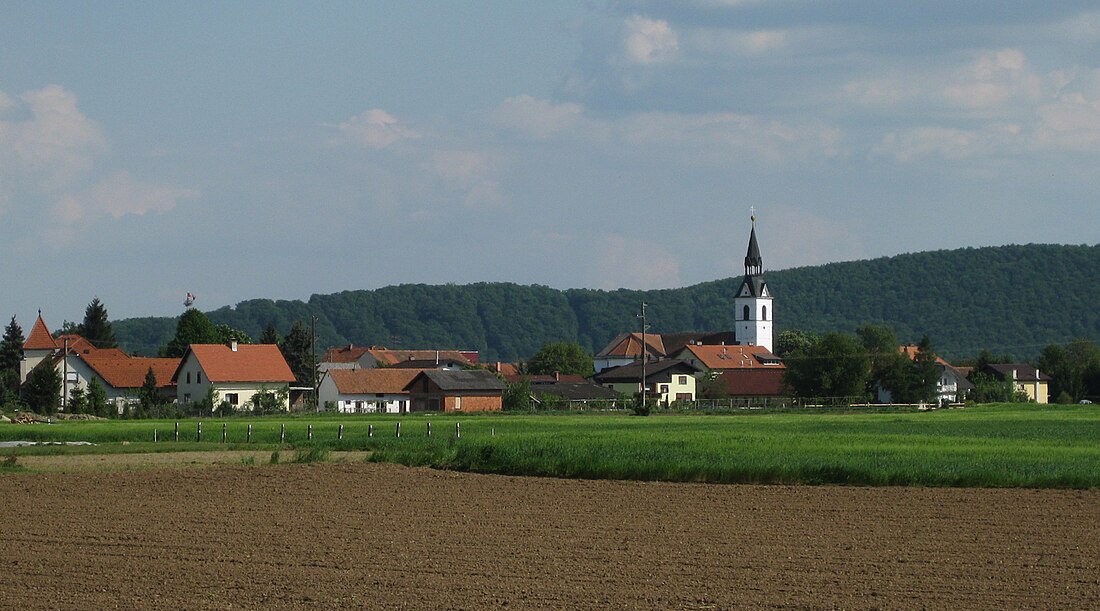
[[1, 462, 1098, 610]]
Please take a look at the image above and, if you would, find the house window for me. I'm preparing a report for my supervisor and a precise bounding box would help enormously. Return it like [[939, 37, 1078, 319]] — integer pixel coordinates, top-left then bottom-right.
[[225, 393, 239, 405], [186, 372, 191, 384], [197, 372, 202, 384], [762, 305, 767, 321], [743, 305, 750, 321], [660, 384, 669, 393], [678, 375, 688, 385]]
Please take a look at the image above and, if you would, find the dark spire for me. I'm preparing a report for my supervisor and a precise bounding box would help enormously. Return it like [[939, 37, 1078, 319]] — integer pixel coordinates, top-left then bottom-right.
[[744, 214, 762, 277]]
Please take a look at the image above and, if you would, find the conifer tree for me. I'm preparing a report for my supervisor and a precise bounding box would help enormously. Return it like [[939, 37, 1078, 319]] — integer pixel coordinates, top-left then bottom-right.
[[280, 320, 315, 387], [163, 309, 221, 357], [79, 298, 117, 348], [0, 315, 25, 402], [22, 361, 61, 415]]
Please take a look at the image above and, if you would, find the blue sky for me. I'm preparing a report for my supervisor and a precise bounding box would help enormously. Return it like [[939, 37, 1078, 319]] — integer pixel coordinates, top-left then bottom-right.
[[2, 1, 1099, 327]]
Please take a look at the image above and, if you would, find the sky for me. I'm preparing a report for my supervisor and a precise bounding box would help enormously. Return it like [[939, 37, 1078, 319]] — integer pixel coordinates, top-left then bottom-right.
[[2, 1, 1099, 327]]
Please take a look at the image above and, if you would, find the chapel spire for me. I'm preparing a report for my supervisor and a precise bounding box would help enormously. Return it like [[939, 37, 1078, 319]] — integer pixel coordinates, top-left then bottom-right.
[[744, 213, 763, 277]]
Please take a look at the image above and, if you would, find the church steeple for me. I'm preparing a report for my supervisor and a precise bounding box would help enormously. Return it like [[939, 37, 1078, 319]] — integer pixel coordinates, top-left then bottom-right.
[[744, 213, 763, 277], [734, 211, 773, 352]]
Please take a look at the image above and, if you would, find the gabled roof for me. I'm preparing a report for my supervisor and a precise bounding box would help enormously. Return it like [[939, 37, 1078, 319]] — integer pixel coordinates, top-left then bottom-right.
[[404, 369, 505, 392], [530, 381, 620, 401], [23, 315, 57, 351], [898, 345, 953, 368], [56, 334, 99, 355], [595, 333, 666, 359], [80, 353, 181, 389], [322, 344, 373, 364], [174, 344, 296, 384], [592, 359, 702, 382], [717, 369, 787, 397], [675, 344, 784, 370], [327, 368, 422, 395], [982, 363, 1051, 383], [370, 348, 475, 367]]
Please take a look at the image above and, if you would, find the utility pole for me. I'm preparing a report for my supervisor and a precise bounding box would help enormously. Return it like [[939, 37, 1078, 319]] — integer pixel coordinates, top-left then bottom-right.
[[638, 302, 649, 410], [311, 315, 318, 412], [62, 337, 69, 412]]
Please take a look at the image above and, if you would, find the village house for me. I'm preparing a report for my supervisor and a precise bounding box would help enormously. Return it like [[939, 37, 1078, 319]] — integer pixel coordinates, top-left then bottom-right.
[[20, 313, 179, 412], [403, 369, 504, 412], [591, 359, 703, 405], [980, 363, 1051, 404], [317, 368, 421, 414], [321, 344, 477, 372], [173, 342, 296, 411]]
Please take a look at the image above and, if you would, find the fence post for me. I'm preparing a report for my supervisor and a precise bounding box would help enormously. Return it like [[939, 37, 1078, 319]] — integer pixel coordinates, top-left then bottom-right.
[[222, 423, 227, 443], [427, 421, 431, 437], [455, 422, 461, 438], [396, 422, 401, 438], [174, 421, 179, 442], [307, 424, 313, 441], [338, 424, 344, 441], [368, 424, 373, 438], [154, 428, 158, 443], [280, 423, 285, 444], [491, 427, 495, 437], [247, 423, 252, 443], [196, 421, 202, 442]]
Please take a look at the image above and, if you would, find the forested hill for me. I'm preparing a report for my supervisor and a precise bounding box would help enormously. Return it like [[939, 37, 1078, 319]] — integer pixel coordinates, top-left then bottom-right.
[[114, 243, 1100, 361]]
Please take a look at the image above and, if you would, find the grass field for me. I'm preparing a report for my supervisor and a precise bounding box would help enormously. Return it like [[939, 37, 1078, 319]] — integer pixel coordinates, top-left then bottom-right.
[[2, 404, 1099, 488]]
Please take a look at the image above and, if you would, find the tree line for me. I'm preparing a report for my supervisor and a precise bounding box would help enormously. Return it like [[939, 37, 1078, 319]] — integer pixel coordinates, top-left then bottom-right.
[[111, 243, 1100, 362]]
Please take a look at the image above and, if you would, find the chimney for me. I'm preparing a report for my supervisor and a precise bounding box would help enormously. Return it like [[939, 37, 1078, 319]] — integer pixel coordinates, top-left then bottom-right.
[[230, 340, 238, 352]]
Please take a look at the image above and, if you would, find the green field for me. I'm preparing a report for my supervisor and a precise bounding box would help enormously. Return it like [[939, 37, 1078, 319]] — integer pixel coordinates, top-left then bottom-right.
[[2, 404, 1099, 488]]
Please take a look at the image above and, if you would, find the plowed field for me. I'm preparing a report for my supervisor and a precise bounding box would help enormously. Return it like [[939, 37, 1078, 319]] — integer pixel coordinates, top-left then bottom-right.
[[2, 462, 1098, 609]]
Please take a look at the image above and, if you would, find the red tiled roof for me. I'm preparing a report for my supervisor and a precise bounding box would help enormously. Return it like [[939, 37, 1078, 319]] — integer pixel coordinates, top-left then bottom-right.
[[81, 354, 181, 389], [677, 344, 784, 370], [369, 348, 473, 366], [56, 334, 99, 355], [23, 315, 57, 350], [327, 368, 422, 395], [180, 344, 296, 383], [718, 369, 787, 396], [322, 345, 374, 364], [899, 345, 952, 367], [487, 362, 520, 376], [596, 333, 666, 359]]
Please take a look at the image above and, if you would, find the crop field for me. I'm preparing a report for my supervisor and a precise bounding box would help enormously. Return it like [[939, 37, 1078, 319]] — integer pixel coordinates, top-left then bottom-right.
[[3, 404, 1100, 487], [3, 405, 1100, 608], [1, 461, 1099, 609]]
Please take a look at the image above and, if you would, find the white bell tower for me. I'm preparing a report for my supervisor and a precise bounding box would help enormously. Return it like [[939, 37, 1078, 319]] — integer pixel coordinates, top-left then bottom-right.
[[734, 212, 773, 352]]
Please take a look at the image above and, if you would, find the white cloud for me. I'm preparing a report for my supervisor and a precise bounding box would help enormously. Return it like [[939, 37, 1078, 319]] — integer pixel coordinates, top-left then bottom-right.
[[428, 150, 505, 209], [622, 15, 679, 65], [333, 108, 420, 149], [765, 205, 866, 270], [589, 234, 681, 289], [53, 171, 199, 223], [495, 95, 587, 140], [617, 111, 845, 162], [690, 28, 788, 55], [875, 124, 1024, 162], [0, 85, 107, 189]]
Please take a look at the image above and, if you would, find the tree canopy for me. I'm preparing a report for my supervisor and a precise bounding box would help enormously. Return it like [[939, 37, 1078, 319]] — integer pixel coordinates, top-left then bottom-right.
[[525, 342, 594, 376], [78, 297, 117, 349]]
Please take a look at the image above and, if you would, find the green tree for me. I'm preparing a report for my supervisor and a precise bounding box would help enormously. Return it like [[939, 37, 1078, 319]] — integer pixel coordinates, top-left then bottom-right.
[[68, 386, 87, 414], [215, 324, 252, 345], [1039, 339, 1100, 402], [280, 320, 315, 388], [78, 297, 117, 348], [526, 342, 594, 376], [137, 367, 161, 417], [260, 322, 280, 345], [502, 379, 533, 411], [162, 309, 221, 357], [0, 315, 25, 404], [87, 378, 109, 417], [901, 335, 940, 404], [856, 324, 906, 400], [774, 329, 819, 359], [782, 332, 870, 403], [969, 370, 1016, 403], [22, 361, 61, 415]]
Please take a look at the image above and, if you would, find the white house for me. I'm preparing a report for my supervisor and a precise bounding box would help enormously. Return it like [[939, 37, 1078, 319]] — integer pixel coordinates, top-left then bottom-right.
[[318, 368, 420, 413], [172, 342, 296, 411]]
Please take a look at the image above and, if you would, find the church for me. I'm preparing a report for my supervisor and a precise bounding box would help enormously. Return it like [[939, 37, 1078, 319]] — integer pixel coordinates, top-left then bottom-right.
[[593, 214, 777, 371]]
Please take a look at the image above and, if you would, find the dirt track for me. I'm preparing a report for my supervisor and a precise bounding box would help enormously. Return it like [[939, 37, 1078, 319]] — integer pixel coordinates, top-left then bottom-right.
[[1, 462, 1098, 609]]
